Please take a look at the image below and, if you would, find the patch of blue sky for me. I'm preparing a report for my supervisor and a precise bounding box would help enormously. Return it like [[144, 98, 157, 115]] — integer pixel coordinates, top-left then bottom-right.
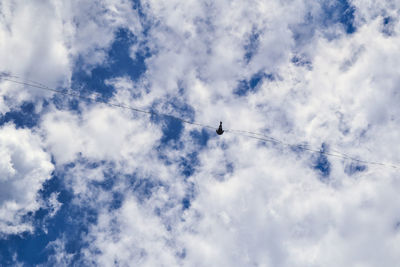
[[313, 143, 331, 180], [157, 136, 201, 177], [71, 28, 148, 100], [0, 102, 39, 128], [234, 71, 274, 97], [182, 197, 191, 210], [179, 152, 200, 178], [182, 182, 196, 211], [189, 129, 210, 147], [382, 16, 395, 36], [126, 174, 165, 203], [131, 0, 152, 34], [244, 30, 260, 63], [177, 248, 187, 259], [225, 162, 234, 174], [291, 54, 312, 69], [151, 96, 195, 145], [291, 0, 356, 48], [0, 174, 97, 266], [344, 162, 367, 175], [321, 0, 356, 34], [110, 192, 124, 211], [90, 177, 115, 196], [159, 115, 184, 144], [289, 142, 311, 155], [290, 12, 317, 48], [209, 160, 234, 183], [82, 161, 117, 193], [383, 16, 391, 26], [87, 169, 125, 211]]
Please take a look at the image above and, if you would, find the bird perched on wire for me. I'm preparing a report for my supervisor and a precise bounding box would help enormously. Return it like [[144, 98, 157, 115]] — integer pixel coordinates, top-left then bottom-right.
[[216, 121, 224, 135]]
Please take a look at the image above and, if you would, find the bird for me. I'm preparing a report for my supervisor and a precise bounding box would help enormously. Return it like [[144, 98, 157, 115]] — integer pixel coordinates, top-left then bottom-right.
[[216, 121, 224, 135]]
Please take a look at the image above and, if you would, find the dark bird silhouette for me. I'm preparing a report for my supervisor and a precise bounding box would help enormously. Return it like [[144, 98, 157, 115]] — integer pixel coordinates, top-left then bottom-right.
[[216, 121, 224, 135]]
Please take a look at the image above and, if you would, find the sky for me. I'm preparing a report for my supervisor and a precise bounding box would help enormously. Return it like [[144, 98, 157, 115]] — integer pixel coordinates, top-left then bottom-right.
[[1, 0, 400, 266]]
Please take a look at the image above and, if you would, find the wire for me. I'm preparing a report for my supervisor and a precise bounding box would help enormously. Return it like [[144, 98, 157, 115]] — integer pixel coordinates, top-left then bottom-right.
[[1, 77, 215, 130], [232, 131, 397, 168], [1, 75, 399, 169]]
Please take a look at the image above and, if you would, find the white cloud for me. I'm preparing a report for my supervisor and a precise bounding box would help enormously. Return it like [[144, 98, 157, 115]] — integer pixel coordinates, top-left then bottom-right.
[[82, 196, 181, 266], [0, 1, 70, 99], [41, 102, 162, 167], [45, 237, 75, 266], [0, 124, 53, 235]]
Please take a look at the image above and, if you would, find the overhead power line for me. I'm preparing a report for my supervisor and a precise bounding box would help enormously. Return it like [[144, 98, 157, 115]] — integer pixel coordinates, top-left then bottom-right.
[[1, 75, 399, 170], [1, 77, 215, 130]]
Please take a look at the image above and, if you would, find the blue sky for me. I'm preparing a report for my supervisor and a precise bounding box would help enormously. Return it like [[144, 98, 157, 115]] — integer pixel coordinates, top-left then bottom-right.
[[1, 0, 400, 266]]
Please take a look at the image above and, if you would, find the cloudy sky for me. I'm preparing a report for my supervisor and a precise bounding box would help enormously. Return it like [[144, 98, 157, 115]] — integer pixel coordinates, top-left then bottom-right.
[[1, 0, 400, 266]]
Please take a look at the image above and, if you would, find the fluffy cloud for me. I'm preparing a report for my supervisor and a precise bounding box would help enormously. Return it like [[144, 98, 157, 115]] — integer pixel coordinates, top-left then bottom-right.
[[41, 102, 161, 166], [82, 196, 181, 266], [0, 124, 53, 235]]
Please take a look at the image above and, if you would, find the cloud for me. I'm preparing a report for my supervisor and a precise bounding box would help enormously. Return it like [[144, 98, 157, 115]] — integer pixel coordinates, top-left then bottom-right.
[[41, 101, 162, 166], [0, 1, 69, 100], [0, 124, 53, 235], [82, 196, 181, 266]]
